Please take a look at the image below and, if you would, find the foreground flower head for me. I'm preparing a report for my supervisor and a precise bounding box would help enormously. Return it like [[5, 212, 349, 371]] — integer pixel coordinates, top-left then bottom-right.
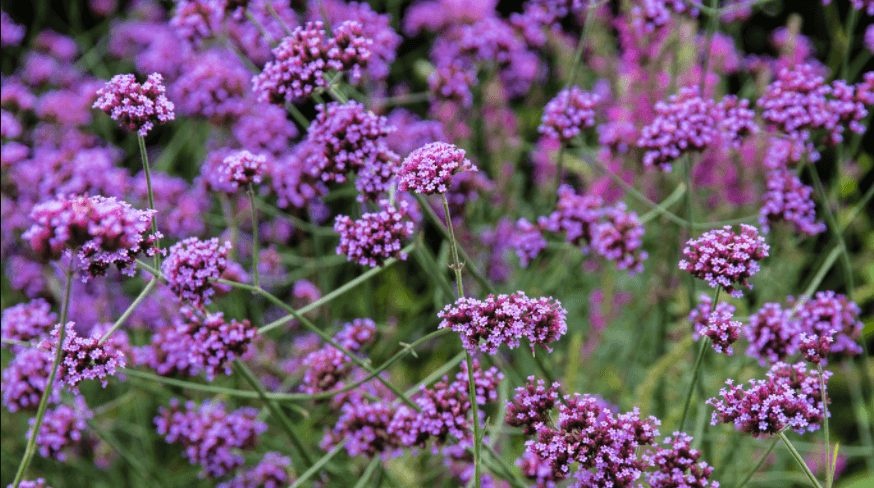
[[39, 322, 127, 393], [162, 237, 232, 306], [505, 376, 561, 435], [216, 452, 292, 488], [398, 142, 478, 195], [678, 224, 769, 298], [334, 200, 414, 267], [791, 290, 863, 358], [93, 73, 175, 136], [438, 291, 568, 355], [23, 194, 162, 278]]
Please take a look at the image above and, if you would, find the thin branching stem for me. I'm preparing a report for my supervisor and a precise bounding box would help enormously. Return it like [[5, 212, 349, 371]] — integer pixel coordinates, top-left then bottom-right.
[[678, 286, 720, 432], [779, 431, 824, 488]]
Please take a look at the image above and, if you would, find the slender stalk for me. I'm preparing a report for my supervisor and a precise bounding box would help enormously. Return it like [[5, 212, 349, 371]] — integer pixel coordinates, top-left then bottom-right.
[[735, 436, 780, 488], [778, 431, 824, 488], [372, 92, 430, 106], [565, 0, 599, 88], [817, 364, 832, 488], [263, 0, 293, 36], [219, 194, 239, 260], [441, 194, 481, 488], [843, 361, 874, 475], [245, 11, 276, 46], [683, 153, 697, 303], [351, 457, 380, 488], [809, 165, 854, 298], [99, 278, 157, 345], [290, 438, 349, 488], [248, 185, 260, 288], [138, 135, 161, 267], [842, 7, 859, 80], [553, 147, 565, 207], [640, 184, 686, 224], [678, 286, 720, 432], [11, 266, 74, 488]]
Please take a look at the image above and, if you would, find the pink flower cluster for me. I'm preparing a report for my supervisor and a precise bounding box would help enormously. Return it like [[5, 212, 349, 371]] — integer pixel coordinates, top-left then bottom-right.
[[2, 348, 59, 413], [678, 224, 769, 298], [539, 86, 601, 144], [161, 237, 232, 306], [689, 292, 737, 340], [799, 332, 834, 365], [438, 291, 567, 355], [216, 452, 292, 488], [743, 302, 799, 365], [155, 399, 266, 478], [252, 21, 372, 104], [29, 396, 94, 461], [299, 318, 376, 395], [702, 308, 741, 355], [92, 73, 175, 136], [1, 299, 57, 349], [398, 142, 478, 195], [23, 194, 162, 278], [505, 376, 561, 435], [39, 322, 127, 393], [759, 168, 826, 235], [213, 150, 268, 193], [642, 432, 718, 488], [334, 200, 414, 267]]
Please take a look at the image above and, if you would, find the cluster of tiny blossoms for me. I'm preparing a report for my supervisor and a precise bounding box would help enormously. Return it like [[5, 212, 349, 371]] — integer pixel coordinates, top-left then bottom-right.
[[399, 142, 478, 195], [1, 298, 57, 348], [211, 150, 268, 194], [334, 200, 415, 267], [29, 396, 94, 462], [39, 322, 127, 393], [216, 452, 293, 488], [161, 237, 232, 306], [504, 376, 561, 435], [438, 291, 567, 355], [702, 308, 741, 355], [299, 318, 376, 395], [678, 224, 769, 298], [23, 194, 161, 278], [92, 73, 175, 136], [539, 86, 601, 144], [2, 348, 59, 412], [759, 168, 825, 235]]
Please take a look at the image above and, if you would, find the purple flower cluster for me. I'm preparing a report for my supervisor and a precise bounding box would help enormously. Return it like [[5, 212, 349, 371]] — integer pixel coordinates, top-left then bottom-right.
[[539, 86, 601, 144], [232, 103, 299, 157], [1, 11, 25, 47], [399, 142, 478, 195], [384, 109, 448, 158], [1, 299, 57, 349], [707, 361, 829, 437], [702, 308, 741, 355], [299, 318, 377, 395], [799, 332, 834, 365], [39, 322, 127, 393], [322, 396, 401, 457], [15, 480, 52, 488], [678, 224, 769, 298], [252, 21, 372, 104], [516, 450, 561, 488], [505, 376, 561, 435], [216, 452, 292, 488], [438, 291, 568, 355], [790, 291, 863, 357], [214, 150, 269, 193], [759, 168, 826, 235], [161, 237, 232, 306], [169, 0, 224, 45], [511, 218, 548, 267], [23, 194, 161, 278], [743, 302, 799, 365], [638, 86, 718, 171], [689, 293, 737, 340], [642, 432, 718, 488], [170, 48, 251, 125], [334, 200, 414, 267], [2, 348, 59, 413], [92, 73, 175, 136], [155, 399, 266, 478], [29, 396, 94, 461]]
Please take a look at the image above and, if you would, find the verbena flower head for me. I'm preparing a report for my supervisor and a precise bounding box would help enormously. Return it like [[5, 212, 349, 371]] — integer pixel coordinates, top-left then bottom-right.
[[155, 399, 266, 478], [689, 292, 737, 340], [38, 322, 127, 393], [542, 185, 603, 250], [170, 0, 224, 45], [758, 63, 831, 136], [1, 299, 57, 350], [216, 452, 292, 488], [29, 396, 93, 461], [398, 142, 478, 195], [213, 150, 268, 193], [171, 48, 251, 125], [642, 431, 718, 488], [678, 224, 769, 298], [1, 11, 25, 47], [759, 168, 826, 236], [93, 73, 175, 136], [298, 319, 375, 395], [438, 291, 568, 355], [2, 348, 60, 413], [334, 200, 414, 267], [505, 376, 561, 435], [16, 480, 52, 488], [715, 94, 759, 147], [179, 306, 256, 381], [23, 194, 162, 278], [799, 332, 834, 365], [511, 218, 547, 267], [591, 202, 649, 275], [791, 291, 863, 358], [743, 302, 800, 365], [638, 86, 718, 171], [252, 20, 372, 104], [322, 396, 402, 458], [539, 86, 601, 144], [703, 308, 741, 355], [162, 237, 232, 306]]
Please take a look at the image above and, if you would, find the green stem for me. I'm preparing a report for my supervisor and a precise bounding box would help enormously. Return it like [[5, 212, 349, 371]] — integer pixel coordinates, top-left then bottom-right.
[[684, 153, 697, 302], [566, 0, 598, 88], [441, 194, 481, 488], [809, 164, 854, 299], [735, 436, 780, 488], [254, 197, 334, 235], [290, 438, 349, 488], [219, 194, 239, 260], [285, 102, 311, 128], [553, 147, 565, 207], [245, 11, 276, 46], [351, 457, 381, 488], [842, 7, 859, 80], [778, 431, 824, 488], [138, 135, 161, 267], [248, 185, 260, 288], [843, 361, 874, 475], [817, 365, 832, 488], [640, 184, 686, 224], [678, 286, 720, 432], [11, 266, 74, 488], [99, 279, 156, 345], [233, 359, 313, 469]]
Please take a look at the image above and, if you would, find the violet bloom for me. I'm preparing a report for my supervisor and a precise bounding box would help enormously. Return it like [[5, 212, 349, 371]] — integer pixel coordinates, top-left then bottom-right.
[[591, 203, 648, 275], [542, 185, 604, 250], [384, 109, 448, 158], [334, 318, 377, 351], [38, 322, 127, 393], [642, 432, 718, 488], [216, 452, 292, 488], [1, 299, 57, 349], [702, 308, 741, 355], [743, 302, 801, 366], [171, 48, 251, 125], [93, 73, 175, 136], [689, 292, 737, 340], [399, 142, 478, 195], [161, 237, 232, 306], [678, 224, 770, 298], [1, 11, 25, 46], [758, 64, 834, 142], [16, 480, 52, 488], [428, 60, 477, 108], [791, 291, 864, 358], [170, 0, 224, 45], [438, 291, 568, 355], [252, 21, 372, 104], [2, 348, 60, 413], [715, 94, 759, 147], [232, 103, 299, 157], [29, 396, 93, 461], [759, 168, 826, 236], [505, 376, 561, 435], [516, 450, 561, 488], [799, 332, 834, 365], [298, 318, 376, 394], [637, 86, 718, 171], [334, 200, 414, 267], [214, 150, 269, 193], [322, 397, 402, 458], [539, 86, 601, 144], [180, 306, 256, 381], [23, 195, 162, 278], [155, 399, 266, 478], [511, 218, 547, 267]]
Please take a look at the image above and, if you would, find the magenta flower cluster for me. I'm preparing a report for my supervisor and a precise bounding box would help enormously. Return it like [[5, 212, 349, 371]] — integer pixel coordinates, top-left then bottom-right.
[[39, 322, 127, 393], [161, 237, 232, 306], [759, 168, 826, 236], [216, 452, 292, 488], [438, 291, 568, 355], [743, 302, 799, 365], [398, 142, 478, 195], [29, 397, 93, 462], [170, 48, 251, 125], [23, 194, 162, 278], [504, 376, 561, 435], [678, 224, 769, 298], [642, 432, 718, 488], [799, 332, 834, 365], [213, 150, 269, 193], [2, 348, 59, 413], [155, 399, 266, 478], [702, 308, 741, 355], [92, 73, 175, 136], [252, 21, 372, 104], [334, 200, 414, 268], [1, 299, 57, 349], [299, 318, 376, 395], [689, 292, 737, 340], [539, 86, 601, 144]]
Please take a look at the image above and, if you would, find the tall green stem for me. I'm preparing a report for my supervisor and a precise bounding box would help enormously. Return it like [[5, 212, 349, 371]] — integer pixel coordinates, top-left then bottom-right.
[[99, 278, 156, 345], [248, 184, 260, 288], [809, 165, 854, 298], [817, 364, 832, 488], [138, 135, 161, 267], [778, 431, 824, 488], [735, 436, 780, 488], [11, 266, 74, 488], [698, 0, 720, 93], [842, 7, 859, 79], [441, 194, 481, 488], [678, 286, 720, 432]]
